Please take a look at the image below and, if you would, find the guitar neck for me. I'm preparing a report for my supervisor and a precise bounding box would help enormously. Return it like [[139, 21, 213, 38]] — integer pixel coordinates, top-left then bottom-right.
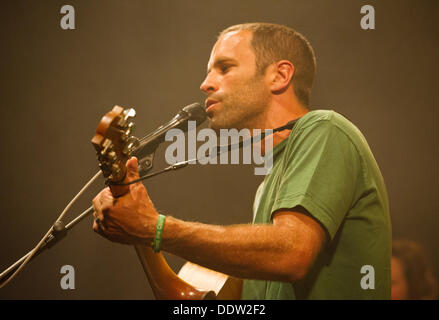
[[134, 244, 216, 300]]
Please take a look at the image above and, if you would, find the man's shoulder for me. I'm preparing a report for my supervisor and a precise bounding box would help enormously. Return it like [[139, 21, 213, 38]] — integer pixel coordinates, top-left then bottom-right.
[[292, 109, 366, 145], [297, 109, 357, 130]]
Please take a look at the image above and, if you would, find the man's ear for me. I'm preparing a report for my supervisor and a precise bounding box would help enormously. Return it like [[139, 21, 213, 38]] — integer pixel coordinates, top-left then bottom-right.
[[268, 60, 295, 94]]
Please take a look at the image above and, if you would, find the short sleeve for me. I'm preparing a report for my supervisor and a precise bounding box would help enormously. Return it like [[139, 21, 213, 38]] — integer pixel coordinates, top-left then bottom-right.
[[271, 120, 362, 240]]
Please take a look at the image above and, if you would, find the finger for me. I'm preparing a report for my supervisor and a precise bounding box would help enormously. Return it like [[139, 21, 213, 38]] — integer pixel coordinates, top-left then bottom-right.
[[92, 197, 104, 221], [125, 157, 151, 199], [126, 157, 140, 182], [101, 188, 116, 209], [93, 219, 102, 233], [93, 212, 105, 228], [94, 188, 116, 220], [93, 220, 131, 245]]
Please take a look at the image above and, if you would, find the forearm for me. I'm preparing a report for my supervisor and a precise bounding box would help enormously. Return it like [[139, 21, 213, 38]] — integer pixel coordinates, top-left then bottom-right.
[[93, 159, 323, 281], [160, 216, 305, 282]]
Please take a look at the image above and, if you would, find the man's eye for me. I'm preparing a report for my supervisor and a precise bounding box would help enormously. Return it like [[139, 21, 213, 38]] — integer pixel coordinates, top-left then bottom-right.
[[221, 65, 231, 73]]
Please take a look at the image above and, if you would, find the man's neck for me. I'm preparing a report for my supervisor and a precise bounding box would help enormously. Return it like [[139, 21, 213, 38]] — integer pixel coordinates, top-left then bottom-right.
[[257, 101, 309, 155]]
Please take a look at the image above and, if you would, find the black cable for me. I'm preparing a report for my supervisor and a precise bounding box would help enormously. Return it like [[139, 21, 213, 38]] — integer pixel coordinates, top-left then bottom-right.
[[110, 119, 299, 187], [110, 161, 189, 186]]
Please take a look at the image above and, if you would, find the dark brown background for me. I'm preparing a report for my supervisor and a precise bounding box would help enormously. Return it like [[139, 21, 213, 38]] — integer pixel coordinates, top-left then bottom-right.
[[0, 0, 438, 299]]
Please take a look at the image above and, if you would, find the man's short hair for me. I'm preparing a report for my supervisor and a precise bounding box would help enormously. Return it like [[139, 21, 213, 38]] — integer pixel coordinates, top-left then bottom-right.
[[219, 23, 316, 107]]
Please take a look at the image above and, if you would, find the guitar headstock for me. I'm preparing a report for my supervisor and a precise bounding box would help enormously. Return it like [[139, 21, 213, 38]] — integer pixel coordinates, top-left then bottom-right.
[[91, 106, 139, 196]]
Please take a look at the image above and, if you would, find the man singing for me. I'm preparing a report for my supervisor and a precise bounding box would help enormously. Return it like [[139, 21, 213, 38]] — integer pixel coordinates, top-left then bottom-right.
[[92, 23, 391, 299]]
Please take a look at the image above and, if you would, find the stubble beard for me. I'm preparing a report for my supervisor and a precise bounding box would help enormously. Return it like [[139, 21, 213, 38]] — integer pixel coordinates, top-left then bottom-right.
[[208, 76, 271, 133]]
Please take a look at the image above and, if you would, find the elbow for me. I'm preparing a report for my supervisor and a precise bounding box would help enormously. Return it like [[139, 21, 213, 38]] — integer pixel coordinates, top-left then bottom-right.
[[286, 263, 310, 283], [279, 250, 314, 283], [289, 265, 310, 282]]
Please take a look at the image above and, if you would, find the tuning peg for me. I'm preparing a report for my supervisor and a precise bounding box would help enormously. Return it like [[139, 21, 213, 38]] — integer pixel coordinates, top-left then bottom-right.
[[107, 151, 117, 162], [122, 137, 140, 156], [123, 108, 136, 120]]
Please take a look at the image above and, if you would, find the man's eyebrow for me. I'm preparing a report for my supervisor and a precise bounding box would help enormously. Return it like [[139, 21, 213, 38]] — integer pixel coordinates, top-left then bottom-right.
[[206, 58, 238, 74]]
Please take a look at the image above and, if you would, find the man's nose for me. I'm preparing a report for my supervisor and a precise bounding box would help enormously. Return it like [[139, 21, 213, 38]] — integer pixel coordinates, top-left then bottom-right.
[[200, 73, 218, 94]]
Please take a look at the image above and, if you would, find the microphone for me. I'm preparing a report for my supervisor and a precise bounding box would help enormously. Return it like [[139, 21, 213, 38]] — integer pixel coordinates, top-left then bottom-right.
[[133, 102, 207, 158]]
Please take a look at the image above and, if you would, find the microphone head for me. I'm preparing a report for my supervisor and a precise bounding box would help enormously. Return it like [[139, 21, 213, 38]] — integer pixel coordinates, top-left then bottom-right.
[[182, 102, 207, 124]]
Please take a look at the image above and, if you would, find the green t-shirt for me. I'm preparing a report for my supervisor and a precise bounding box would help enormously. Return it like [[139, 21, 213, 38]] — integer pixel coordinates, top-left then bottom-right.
[[241, 110, 391, 300]]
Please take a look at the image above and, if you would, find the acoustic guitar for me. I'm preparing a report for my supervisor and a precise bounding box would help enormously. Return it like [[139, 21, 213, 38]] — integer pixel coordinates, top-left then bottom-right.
[[91, 105, 242, 299]]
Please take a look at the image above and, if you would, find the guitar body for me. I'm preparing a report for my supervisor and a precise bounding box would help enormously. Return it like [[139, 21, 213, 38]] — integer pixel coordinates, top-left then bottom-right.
[[178, 262, 242, 300]]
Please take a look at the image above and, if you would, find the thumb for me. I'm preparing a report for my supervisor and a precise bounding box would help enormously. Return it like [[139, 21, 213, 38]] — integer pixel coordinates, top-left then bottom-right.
[[126, 157, 140, 182]]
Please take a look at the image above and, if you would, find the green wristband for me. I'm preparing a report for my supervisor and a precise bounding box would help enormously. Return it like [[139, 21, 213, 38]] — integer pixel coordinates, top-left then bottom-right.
[[152, 214, 166, 253]]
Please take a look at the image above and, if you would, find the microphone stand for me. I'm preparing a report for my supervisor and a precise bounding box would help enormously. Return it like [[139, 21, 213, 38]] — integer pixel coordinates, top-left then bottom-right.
[[0, 157, 187, 287], [0, 206, 93, 285]]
